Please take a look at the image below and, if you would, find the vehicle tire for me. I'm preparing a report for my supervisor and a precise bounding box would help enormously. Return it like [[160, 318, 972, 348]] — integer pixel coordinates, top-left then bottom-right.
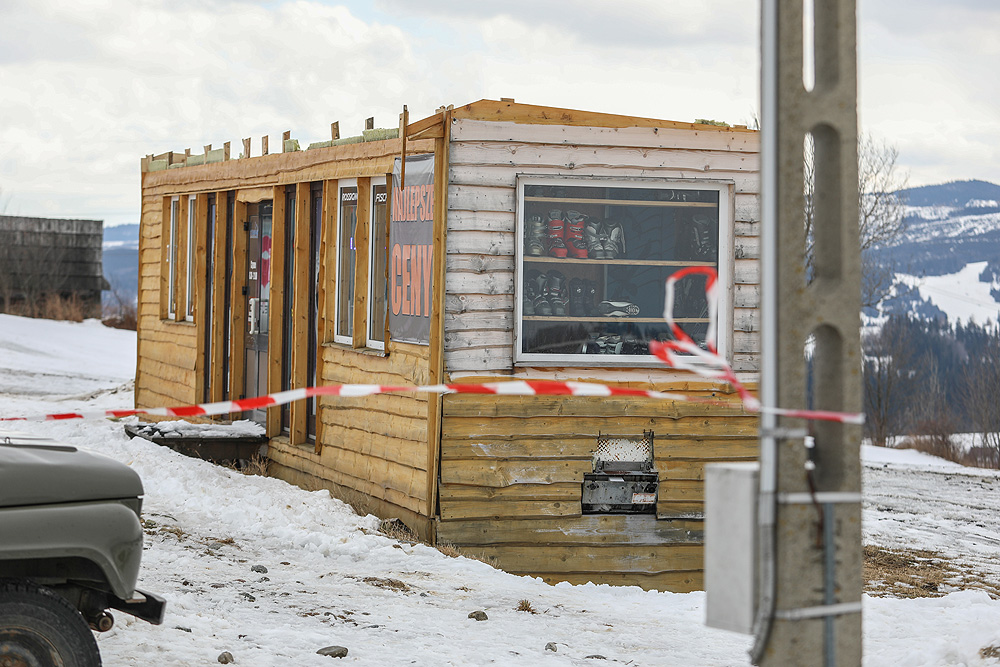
[[0, 579, 102, 667]]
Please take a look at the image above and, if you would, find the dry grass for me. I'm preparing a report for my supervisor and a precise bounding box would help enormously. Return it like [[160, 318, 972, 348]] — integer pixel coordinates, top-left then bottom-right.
[[5, 294, 91, 322], [239, 454, 268, 476], [515, 599, 537, 614], [361, 576, 411, 592], [378, 518, 418, 543], [864, 544, 1000, 599], [434, 541, 500, 569]]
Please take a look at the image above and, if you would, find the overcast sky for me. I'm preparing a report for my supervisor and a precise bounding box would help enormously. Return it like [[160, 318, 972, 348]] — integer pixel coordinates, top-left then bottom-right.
[[1, 0, 997, 226]]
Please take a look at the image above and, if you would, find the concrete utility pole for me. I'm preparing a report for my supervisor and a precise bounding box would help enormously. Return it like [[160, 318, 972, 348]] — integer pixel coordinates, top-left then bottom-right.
[[755, 1, 863, 665]]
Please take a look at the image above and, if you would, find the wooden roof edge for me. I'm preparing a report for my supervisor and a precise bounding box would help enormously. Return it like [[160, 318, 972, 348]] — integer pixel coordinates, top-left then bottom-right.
[[443, 98, 757, 133], [404, 109, 446, 141]]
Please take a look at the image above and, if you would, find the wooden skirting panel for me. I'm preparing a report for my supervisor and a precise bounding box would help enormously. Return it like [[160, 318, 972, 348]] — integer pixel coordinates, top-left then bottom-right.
[[437, 390, 757, 591], [268, 437, 434, 543]]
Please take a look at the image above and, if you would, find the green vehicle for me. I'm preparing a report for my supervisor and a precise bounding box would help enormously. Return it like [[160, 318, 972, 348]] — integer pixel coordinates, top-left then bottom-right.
[[0, 431, 165, 666]]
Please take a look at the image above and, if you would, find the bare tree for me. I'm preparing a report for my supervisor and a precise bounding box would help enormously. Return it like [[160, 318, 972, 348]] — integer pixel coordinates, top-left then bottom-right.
[[862, 318, 918, 446], [959, 329, 1000, 455], [804, 132, 908, 307]]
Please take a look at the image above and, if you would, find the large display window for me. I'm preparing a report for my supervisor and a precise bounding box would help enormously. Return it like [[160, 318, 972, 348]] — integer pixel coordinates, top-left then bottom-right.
[[515, 177, 732, 366]]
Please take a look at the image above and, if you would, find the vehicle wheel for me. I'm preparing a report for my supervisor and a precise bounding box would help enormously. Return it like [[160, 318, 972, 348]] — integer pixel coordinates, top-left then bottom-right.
[[0, 579, 101, 667]]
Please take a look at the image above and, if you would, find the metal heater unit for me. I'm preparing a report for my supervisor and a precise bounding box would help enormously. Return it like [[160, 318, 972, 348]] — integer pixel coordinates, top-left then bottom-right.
[[582, 431, 657, 514]]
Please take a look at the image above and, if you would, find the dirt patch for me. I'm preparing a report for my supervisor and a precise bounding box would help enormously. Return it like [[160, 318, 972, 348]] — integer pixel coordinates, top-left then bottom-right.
[[361, 577, 411, 592], [864, 544, 1000, 599]]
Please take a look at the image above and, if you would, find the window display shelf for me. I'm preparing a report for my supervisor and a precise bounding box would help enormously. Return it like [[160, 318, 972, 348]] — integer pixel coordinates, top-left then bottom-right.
[[516, 176, 729, 365], [523, 256, 716, 268], [524, 196, 717, 208]]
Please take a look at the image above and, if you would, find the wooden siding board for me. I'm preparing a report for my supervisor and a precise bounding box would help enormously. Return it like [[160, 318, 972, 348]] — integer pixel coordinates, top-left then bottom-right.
[[436, 515, 703, 547], [449, 164, 760, 195], [449, 143, 760, 174], [450, 119, 759, 154]]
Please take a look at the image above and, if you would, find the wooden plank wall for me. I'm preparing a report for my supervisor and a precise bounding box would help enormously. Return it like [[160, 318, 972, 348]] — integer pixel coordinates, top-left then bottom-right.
[[136, 138, 438, 537], [437, 118, 761, 591], [443, 118, 762, 376], [437, 385, 759, 591]]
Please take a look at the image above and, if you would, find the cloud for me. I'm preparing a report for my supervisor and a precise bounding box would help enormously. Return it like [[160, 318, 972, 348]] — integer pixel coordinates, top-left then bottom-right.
[[0, 0, 443, 224], [858, 0, 1000, 186], [376, 0, 755, 51]]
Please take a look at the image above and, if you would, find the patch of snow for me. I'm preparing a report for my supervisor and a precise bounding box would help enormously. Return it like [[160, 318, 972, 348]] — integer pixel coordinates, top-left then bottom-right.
[[895, 261, 1000, 326]]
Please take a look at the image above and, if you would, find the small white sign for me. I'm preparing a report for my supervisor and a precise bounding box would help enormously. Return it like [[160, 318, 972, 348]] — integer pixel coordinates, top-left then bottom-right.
[[632, 492, 656, 504]]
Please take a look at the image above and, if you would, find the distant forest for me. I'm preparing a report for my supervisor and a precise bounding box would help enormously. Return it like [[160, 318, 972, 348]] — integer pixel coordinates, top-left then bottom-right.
[[863, 315, 1000, 467]]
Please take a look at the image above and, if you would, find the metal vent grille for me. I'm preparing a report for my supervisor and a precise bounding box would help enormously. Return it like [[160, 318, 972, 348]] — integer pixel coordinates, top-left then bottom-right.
[[593, 430, 654, 473]]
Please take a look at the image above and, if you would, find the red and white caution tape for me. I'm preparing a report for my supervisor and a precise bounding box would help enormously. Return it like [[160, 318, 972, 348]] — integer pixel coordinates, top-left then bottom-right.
[[2, 269, 863, 425], [1, 381, 729, 423], [650, 266, 864, 425]]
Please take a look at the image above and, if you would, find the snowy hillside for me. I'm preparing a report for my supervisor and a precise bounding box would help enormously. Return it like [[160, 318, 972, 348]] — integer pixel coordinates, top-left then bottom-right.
[[3, 316, 1000, 665], [871, 180, 1000, 325]]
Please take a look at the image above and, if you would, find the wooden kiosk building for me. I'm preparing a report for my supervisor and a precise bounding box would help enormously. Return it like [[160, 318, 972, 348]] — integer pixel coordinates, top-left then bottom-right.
[[136, 99, 761, 591]]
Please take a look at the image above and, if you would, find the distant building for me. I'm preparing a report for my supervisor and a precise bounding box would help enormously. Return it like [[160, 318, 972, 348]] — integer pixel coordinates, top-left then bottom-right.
[[0, 215, 109, 318]]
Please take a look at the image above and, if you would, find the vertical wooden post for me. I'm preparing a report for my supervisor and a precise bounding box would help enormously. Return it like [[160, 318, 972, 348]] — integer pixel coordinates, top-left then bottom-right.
[[399, 106, 409, 189], [242, 138, 251, 158], [282, 130, 291, 152], [315, 178, 336, 453], [193, 193, 210, 401], [365, 117, 374, 131], [266, 186, 286, 437], [262, 136, 269, 156], [210, 191, 228, 404], [229, 199, 249, 419], [290, 182, 311, 444], [426, 106, 452, 531], [223, 142, 231, 161], [331, 122, 340, 141]]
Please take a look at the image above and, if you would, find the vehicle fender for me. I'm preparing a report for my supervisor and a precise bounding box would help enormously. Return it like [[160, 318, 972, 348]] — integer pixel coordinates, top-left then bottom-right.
[[0, 502, 143, 600]]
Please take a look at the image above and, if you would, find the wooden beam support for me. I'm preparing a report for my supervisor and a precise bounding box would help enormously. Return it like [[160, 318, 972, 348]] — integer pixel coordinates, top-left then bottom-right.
[[242, 138, 250, 159], [290, 182, 311, 444], [229, 199, 249, 419], [266, 185, 286, 436], [315, 177, 336, 453], [399, 106, 408, 189], [223, 142, 231, 161], [426, 104, 453, 526], [282, 130, 291, 152], [331, 122, 340, 141], [193, 192, 210, 401], [262, 135, 269, 156], [210, 191, 228, 404]]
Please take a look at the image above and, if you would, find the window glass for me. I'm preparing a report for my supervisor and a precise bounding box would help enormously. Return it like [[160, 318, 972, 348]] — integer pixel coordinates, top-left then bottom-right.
[[517, 180, 723, 364], [368, 182, 388, 348], [336, 185, 358, 341], [185, 197, 196, 320], [167, 198, 178, 318]]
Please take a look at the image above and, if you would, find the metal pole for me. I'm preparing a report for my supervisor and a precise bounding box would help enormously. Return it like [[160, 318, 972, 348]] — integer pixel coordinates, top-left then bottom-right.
[[755, 1, 863, 665]]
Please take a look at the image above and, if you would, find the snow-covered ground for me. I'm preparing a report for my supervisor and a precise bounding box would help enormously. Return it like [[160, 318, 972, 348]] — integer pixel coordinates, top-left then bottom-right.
[[895, 261, 1000, 326], [3, 315, 1000, 666]]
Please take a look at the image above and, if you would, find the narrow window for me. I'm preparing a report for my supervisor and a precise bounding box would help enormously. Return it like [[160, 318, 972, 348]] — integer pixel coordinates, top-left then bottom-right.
[[367, 178, 388, 349], [167, 197, 179, 319], [185, 196, 196, 321], [281, 187, 296, 433], [334, 180, 358, 344], [307, 182, 323, 438]]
